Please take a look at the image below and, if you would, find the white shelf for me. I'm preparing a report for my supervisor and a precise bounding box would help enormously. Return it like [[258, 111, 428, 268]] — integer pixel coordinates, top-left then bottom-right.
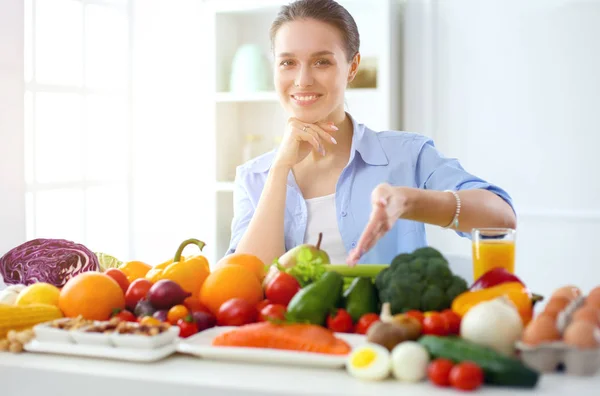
[[215, 88, 380, 104], [215, 182, 235, 192]]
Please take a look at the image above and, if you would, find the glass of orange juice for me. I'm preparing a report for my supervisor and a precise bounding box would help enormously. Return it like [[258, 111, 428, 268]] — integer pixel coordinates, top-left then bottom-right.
[[471, 228, 516, 280]]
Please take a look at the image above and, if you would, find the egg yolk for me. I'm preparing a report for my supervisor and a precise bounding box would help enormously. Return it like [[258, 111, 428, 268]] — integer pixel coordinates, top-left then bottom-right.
[[351, 349, 377, 368]]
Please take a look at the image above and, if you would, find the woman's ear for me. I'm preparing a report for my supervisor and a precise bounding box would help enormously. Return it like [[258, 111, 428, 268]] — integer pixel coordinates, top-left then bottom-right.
[[347, 53, 361, 83]]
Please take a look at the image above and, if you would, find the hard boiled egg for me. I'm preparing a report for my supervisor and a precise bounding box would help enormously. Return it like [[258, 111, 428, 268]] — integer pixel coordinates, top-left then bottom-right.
[[346, 343, 391, 381]]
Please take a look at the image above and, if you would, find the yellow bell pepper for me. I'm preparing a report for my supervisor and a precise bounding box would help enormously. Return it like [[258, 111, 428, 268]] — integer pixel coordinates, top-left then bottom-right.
[[146, 255, 186, 283], [145, 238, 210, 299], [119, 260, 152, 283], [451, 282, 533, 325]]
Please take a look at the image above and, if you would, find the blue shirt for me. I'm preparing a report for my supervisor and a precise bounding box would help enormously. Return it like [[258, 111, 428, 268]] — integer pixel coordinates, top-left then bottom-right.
[[226, 115, 514, 264]]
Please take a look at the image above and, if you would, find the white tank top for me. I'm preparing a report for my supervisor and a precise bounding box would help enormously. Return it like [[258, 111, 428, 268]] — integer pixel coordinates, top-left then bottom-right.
[[303, 194, 348, 264]]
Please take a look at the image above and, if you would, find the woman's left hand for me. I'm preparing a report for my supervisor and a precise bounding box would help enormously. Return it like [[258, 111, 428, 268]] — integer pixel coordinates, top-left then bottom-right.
[[346, 183, 412, 266]]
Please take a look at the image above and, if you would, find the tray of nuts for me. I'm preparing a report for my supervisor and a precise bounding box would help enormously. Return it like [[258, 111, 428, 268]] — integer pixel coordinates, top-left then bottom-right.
[[24, 317, 179, 362]]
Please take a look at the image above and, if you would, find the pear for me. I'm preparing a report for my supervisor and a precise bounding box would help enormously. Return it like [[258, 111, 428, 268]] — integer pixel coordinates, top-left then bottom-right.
[[278, 232, 330, 269]]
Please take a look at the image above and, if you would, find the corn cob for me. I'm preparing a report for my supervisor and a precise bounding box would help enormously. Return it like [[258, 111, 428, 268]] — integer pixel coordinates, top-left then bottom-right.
[[0, 303, 63, 339]]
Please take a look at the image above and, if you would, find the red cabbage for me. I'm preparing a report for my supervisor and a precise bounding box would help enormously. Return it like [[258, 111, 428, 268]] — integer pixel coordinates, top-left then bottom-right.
[[0, 238, 100, 287]]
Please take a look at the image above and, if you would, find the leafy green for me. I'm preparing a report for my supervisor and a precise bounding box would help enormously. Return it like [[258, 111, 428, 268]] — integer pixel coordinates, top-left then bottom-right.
[[275, 248, 327, 287]]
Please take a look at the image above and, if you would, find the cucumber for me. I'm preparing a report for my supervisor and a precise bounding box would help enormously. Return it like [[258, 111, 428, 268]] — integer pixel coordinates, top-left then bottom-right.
[[343, 277, 379, 322], [418, 336, 539, 388]]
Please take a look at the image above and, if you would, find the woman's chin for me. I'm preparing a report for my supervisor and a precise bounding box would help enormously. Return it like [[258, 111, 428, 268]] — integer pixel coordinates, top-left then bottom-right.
[[288, 107, 330, 124]]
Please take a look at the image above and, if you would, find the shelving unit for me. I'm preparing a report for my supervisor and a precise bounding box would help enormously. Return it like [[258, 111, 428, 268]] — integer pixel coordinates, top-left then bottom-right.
[[201, 0, 404, 265]]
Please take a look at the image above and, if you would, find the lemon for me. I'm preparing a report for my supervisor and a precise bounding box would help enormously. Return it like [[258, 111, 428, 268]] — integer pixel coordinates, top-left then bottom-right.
[[16, 283, 61, 307], [95, 252, 124, 272]]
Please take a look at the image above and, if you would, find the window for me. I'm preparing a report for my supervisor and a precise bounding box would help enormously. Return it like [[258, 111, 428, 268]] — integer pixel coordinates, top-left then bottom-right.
[[24, 0, 132, 259], [24, 0, 214, 264]]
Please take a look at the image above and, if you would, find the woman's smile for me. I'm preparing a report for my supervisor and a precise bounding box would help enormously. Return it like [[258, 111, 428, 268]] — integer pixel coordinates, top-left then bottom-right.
[[290, 92, 323, 107]]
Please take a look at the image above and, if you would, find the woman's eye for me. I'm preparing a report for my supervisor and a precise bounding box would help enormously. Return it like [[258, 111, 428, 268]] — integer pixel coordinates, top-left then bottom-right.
[[280, 60, 295, 67], [315, 59, 331, 66]]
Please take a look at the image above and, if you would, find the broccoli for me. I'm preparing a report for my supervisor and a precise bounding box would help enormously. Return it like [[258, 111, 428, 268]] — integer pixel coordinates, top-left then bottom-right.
[[376, 247, 469, 314]]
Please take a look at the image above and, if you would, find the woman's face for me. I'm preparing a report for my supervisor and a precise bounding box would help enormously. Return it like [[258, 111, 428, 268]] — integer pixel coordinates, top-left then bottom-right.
[[273, 18, 359, 124]]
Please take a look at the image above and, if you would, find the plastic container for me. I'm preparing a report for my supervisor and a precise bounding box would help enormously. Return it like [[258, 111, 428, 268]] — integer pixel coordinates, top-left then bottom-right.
[[33, 319, 75, 344], [516, 295, 600, 376]]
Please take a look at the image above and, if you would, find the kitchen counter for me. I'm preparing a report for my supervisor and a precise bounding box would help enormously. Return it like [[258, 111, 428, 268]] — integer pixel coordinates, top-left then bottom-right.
[[0, 352, 598, 396]]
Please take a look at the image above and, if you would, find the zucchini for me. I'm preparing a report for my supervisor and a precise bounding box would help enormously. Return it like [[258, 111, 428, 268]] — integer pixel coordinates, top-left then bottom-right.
[[418, 336, 539, 388]]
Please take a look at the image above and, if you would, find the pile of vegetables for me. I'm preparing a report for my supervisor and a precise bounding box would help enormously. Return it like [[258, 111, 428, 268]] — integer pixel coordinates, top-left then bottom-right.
[[0, 238, 100, 287]]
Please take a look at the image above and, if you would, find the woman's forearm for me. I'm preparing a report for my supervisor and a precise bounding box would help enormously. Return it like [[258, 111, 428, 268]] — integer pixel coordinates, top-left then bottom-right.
[[401, 188, 517, 233], [234, 165, 290, 265]]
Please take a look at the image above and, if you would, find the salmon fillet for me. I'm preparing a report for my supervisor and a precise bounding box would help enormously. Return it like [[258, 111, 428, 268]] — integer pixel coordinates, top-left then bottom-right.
[[212, 322, 351, 355]]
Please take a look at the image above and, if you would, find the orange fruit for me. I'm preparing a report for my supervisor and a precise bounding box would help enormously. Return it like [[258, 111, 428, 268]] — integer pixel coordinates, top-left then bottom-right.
[[200, 265, 263, 315], [59, 272, 126, 320], [215, 253, 267, 282]]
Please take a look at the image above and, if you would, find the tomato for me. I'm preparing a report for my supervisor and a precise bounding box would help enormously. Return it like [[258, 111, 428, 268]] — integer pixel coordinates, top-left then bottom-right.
[[405, 310, 425, 325], [217, 298, 258, 326], [265, 272, 301, 306], [427, 358, 455, 387], [440, 309, 461, 335], [422, 313, 449, 336], [125, 278, 153, 311], [255, 299, 271, 312], [259, 304, 286, 322], [139, 316, 162, 326], [327, 309, 354, 333], [167, 304, 190, 325], [449, 362, 484, 391], [183, 297, 210, 314], [177, 316, 199, 338], [111, 308, 137, 322], [355, 313, 380, 334], [105, 268, 130, 294]]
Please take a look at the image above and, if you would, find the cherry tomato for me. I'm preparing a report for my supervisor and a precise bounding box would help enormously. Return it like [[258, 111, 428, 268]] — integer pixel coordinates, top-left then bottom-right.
[[255, 299, 271, 312], [105, 268, 130, 294], [167, 304, 189, 325], [139, 316, 162, 326], [440, 309, 462, 335], [355, 313, 380, 335], [427, 358, 455, 387], [405, 310, 425, 325], [125, 278, 153, 311], [259, 304, 286, 322], [111, 308, 137, 322], [422, 313, 449, 336], [449, 362, 484, 391], [265, 272, 301, 306], [177, 316, 199, 338], [217, 298, 258, 326], [327, 309, 354, 333]]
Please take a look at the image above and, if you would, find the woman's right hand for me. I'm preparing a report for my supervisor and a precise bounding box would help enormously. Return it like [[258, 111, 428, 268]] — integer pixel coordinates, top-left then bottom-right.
[[273, 117, 338, 169]]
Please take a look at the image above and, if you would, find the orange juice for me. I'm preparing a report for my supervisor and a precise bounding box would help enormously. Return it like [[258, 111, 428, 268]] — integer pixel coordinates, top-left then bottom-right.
[[472, 240, 515, 280]]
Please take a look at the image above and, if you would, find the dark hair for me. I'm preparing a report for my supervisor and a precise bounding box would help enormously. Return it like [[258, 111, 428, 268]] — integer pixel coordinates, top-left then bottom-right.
[[270, 0, 360, 62]]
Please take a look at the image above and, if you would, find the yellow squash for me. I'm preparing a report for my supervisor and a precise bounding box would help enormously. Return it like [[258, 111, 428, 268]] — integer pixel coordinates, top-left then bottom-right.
[[145, 238, 210, 299]]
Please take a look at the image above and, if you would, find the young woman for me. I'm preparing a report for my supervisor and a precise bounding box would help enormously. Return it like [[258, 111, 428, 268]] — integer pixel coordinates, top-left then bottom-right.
[[226, 0, 516, 267]]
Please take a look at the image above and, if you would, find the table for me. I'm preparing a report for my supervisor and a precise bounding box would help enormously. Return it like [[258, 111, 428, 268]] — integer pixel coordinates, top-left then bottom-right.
[[1, 352, 598, 396]]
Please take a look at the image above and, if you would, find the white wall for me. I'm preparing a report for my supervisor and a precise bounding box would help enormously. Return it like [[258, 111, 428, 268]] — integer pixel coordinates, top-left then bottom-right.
[[0, 0, 25, 256], [405, 0, 600, 298]]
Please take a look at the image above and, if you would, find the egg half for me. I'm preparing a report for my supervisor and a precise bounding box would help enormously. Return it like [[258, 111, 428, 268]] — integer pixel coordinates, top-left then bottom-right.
[[346, 343, 391, 381]]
